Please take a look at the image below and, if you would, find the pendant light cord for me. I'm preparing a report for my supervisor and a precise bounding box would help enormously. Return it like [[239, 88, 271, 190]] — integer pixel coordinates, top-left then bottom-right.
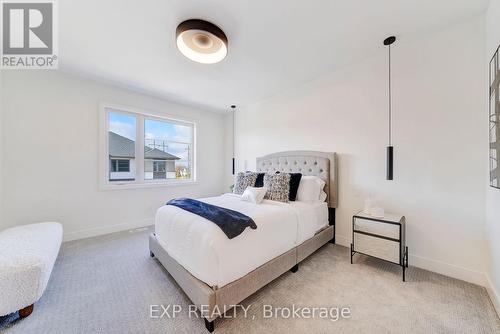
[[232, 107, 235, 157], [388, 44, 392, 147], [231, 105, 236, 174]]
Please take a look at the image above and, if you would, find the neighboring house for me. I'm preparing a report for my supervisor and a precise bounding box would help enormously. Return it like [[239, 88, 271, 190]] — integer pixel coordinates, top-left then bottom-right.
[[108, 132, 180, 181]]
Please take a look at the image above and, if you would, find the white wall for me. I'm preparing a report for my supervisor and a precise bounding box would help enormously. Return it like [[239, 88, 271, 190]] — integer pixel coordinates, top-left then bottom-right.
[[234, 16, 488, 285], [1, 71, 226, 241], [486, 0, 500, 314]]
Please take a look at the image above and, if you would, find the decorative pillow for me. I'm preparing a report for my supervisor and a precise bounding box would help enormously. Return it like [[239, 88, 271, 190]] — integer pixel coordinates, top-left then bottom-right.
[[319, 190, 327, 202], [296, 176, 326, 201], [233, 172, 257, 195], [264, 173, 291, 203], [241, 186, 268, 204], [288, 173, 302, 201], [275, 172, 302, 201], [255, 173, 265, 187]]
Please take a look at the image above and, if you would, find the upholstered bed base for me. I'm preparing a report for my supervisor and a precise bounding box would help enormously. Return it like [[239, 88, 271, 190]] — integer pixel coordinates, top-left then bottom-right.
[[149, 225, 334, 330]]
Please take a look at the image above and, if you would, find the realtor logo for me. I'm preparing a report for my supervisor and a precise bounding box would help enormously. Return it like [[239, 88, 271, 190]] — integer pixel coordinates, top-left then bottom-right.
[[1, 0, 58, 69]]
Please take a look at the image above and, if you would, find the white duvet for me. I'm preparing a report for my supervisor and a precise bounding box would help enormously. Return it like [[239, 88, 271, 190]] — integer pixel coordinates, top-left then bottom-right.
[[155, 193, 327, 288]]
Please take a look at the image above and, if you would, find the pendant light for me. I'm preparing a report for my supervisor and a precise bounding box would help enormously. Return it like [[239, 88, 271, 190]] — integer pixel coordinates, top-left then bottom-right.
[[231, 105, 236, 174], [384, 36, 396, 180]]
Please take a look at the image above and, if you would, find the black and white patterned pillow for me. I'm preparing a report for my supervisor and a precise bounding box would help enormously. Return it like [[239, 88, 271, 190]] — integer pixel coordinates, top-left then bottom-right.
[[264, 173, 291, 203], [275, 172, 302, 201], [233, 172, 258, 195]]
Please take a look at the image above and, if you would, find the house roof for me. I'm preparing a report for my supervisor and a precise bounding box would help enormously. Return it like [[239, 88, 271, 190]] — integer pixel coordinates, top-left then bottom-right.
[[109, 132, 180, 160]]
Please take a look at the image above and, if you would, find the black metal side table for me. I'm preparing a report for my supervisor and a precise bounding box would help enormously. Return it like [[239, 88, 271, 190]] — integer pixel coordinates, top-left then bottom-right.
[[351, 211, 409, 281]]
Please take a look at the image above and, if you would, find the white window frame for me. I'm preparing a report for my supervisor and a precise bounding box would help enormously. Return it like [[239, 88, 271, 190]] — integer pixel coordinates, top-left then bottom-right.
[[99, 103, 197, 190]]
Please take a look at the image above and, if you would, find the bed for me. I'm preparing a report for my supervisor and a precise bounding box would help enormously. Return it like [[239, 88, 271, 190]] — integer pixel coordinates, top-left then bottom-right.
[[149, 151, 338, 332]]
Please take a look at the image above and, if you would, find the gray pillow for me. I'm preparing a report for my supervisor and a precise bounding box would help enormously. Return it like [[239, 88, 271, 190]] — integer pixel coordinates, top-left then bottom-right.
[[264, 173, 291, 203], [233, 172, 257, 195]]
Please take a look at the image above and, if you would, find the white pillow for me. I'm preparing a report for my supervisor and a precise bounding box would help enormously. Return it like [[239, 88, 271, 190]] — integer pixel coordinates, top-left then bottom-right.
[[319, 190, 327, 202], [241, 186, 268, 204], [296, 176, 326, 201]]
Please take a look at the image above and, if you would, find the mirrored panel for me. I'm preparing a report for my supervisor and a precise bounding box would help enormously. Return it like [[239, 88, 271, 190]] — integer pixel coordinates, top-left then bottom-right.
[[490, 46, 500, 189]]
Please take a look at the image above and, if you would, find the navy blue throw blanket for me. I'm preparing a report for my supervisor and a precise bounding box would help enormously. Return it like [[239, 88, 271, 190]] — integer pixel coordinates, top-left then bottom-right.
[[166, 198, 257, 239]]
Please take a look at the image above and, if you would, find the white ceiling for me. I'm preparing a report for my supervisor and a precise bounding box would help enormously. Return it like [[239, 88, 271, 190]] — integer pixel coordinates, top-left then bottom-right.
[[60, 0, 489, 112]]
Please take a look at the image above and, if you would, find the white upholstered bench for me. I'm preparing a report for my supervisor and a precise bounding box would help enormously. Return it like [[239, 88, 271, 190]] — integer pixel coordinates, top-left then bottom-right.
[[0, 222, 62, 318]]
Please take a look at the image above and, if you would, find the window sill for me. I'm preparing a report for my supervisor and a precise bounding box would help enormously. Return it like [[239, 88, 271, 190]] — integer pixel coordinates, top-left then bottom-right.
[[100, 180, 198, 191]]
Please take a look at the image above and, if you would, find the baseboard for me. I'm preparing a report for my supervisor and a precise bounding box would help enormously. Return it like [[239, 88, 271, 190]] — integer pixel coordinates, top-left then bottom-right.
[[63, 218, 154, 242], [335, 234, 350, 248], [408, 254, 487, 286], [485, 274, 500, 317], [337, 235, 487, 287]]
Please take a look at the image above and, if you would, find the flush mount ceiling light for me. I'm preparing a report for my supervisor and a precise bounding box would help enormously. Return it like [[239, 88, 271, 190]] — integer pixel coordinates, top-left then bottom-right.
[[176, 19, 228, 64]]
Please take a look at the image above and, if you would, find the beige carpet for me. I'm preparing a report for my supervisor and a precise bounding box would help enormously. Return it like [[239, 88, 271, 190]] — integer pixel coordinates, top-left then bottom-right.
[[1, 227, 499, 334]]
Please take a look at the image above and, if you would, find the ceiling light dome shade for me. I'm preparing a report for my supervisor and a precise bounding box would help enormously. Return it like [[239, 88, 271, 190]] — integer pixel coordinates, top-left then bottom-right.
[[176, 19, 228, 64]]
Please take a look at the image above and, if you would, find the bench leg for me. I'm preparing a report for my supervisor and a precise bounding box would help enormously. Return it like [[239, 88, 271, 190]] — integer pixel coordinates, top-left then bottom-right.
[[290, 264, 299, 273], [19, 304, 34, 318], [204, 318, 215, 332]]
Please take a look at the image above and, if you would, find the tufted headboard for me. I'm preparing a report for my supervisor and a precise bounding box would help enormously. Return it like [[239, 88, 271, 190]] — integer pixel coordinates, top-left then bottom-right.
[[256, 151, 338, 208]]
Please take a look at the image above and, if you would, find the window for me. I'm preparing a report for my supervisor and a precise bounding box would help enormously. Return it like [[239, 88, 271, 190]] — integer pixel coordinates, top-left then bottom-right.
[[101, 104, 196, 188], [153, 161, 166, 172], [110, 159, 130, 172], [144, 118, 193, 181]]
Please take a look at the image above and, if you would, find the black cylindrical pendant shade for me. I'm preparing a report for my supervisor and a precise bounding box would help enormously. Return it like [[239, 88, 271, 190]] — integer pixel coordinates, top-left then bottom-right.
[[387, 146, 394, 180]]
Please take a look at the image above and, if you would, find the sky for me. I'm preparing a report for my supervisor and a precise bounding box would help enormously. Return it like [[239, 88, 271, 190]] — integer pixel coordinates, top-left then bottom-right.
[[109, 111, 192, 161]]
